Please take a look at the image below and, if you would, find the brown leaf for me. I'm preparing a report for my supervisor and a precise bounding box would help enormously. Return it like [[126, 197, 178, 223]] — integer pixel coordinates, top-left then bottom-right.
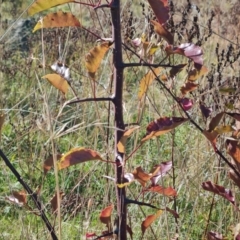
[[138, 68, 162, 100], [6, 190, 27, 207], [117, 126, 139, 153], [43, 154, 62, 175], [127, 225, 133, 240], [180, 82, 199, 95], [146, 185, 177, 197], [188, 65, 208, 81], [142, 117, 188, 142], [166, 207, 179, 218], [0, 113, 5, 132], [229, 170, 240, 189], [147, 0, 169, 24], [202, 181, 235, 204], [132, 166, 159, 187], [42, 74, 69, 94], [99, 205, 113, 226], [50, 191, 64, 214], [85, 42, 111, 80], [169, 64, 187, 78], [150, 20, 173, 44], [58, 147, 103, 170], [28, 0, 75, 16], [141, 210, 163, 236], [203, 130, 218, 151], [225, 112, 240, 121], [33, 11, 81, 32], [226, 139, 240, 163], [208, 112, 224, 132]]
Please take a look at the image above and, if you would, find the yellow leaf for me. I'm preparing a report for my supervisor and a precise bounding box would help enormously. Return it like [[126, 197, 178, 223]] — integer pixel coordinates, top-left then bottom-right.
[[138, 68, 162, 100], [117, 126, 139, 153], [42, 74, 69, 94], [219, 87, 236, 94], [33, 11, 81, 32], [58, 147, 103, 170], [214, 125, 234, 134], [28, 0, 75, 16], [85, 42, 111, 80]]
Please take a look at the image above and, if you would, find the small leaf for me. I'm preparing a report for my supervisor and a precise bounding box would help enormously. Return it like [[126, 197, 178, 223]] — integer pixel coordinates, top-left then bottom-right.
[[226, 139, 240, 163], [127, 225, 133, 240], [6, 190, 27, 207], [99, 205, 113, 226], [166, 207, 179, 218], [142, 117, 188, 142], [147, 0, 169, 24], [150, 161, 172, 186], [58, 147, 103, 170], [188, 65, 208, 81], [42, 74, 69, 94], [208, 112, 224, 132], [219, 87, 236, 94], [146, 185, 177, 197], [43, 154, 62, 175], [28, 0, 75, 16], [86, 233, 97, 239], [50, 191, 64, 214], [117, 126, 139, 153], [202, 181, 235, 204], [169, 64, 187, 78], [200, 103, 212, 118], [138, 68, 162, 100], [85, 42, 111, 80], [132, 166, 159, 187], [166, 43, 203, 69], [150, 20, 173, 44], [180, 82, 198, 95], [33, 11, 81, 32], [214, 125, 234, 134], [225, 112, 240, 121], [0, 113, 5, 132], [229, 170, 240, 189], [203, 130, 218, 151], [207, 231, 223, 240], [141, 210, 163, 236], [178, 98, 193, 111]]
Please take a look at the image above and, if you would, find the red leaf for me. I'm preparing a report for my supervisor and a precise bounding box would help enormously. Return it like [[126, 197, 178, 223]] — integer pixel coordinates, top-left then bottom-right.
[[86, 232, 97, 239], [202, 181, 235, 204], [150, 161, 172, 186], [142, 117, 188, 142], [141, 210, 163, 236], [50, 191, 64, 214], [207, 231, 223, 240], [166, 43, 203, 69], [147, 0, 169, 24], [146, 185, 177, 197], [178, 98, 193, 111]]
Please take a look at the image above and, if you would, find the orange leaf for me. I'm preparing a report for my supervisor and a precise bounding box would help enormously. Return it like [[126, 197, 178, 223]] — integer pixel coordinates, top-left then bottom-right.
[[147, 0, 169, 24], [142, 117, 188, 142], [117, 126, 139, 153], [58, 147, 103, 170], [43, 154, 62, 175], [42, 74, 69, 94], [138, 68, 162, 100], [146, 185, 177, 197], [150, 20, 173, 44], [6, 190, 27, 206], [33, 11, 81, 32], [180, 82, 199, 95], [28, 0, 75, 16], [141, 210, 163, 236], [85, 42, 111, 80], [188, 65, 208, 81], [132, 166, 159, 187], [226, 140, 240, 163], [99, 205, 113, 226]]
